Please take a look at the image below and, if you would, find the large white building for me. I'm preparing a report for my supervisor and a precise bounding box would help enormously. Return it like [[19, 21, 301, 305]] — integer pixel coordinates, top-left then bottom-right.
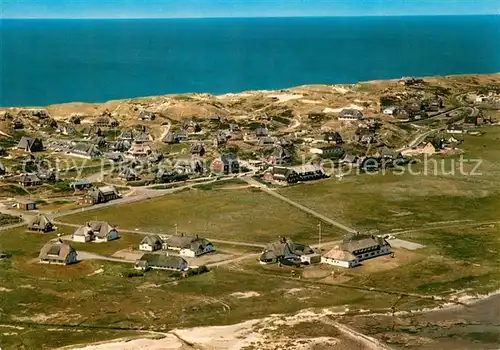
[[322, 234, 392, 268]]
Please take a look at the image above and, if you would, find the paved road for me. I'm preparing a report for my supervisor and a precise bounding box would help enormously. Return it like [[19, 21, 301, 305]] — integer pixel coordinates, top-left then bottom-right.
[[242, 177, 357, 234]]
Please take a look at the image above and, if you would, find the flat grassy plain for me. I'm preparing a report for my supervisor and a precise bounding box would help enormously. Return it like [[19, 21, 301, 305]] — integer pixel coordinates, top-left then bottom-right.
[[59, 187, 341, 244]]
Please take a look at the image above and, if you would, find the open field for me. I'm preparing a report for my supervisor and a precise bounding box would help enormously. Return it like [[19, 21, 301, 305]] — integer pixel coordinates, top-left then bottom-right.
[[58, 187, 341, 244]]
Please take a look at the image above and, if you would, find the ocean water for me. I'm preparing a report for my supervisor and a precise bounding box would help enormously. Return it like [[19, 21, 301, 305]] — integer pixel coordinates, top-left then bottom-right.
[[1, 16, 499, 107]]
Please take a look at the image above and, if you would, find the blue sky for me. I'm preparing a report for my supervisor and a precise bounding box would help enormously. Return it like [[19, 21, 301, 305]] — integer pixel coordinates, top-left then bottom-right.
[[1, 0, 499, 19]]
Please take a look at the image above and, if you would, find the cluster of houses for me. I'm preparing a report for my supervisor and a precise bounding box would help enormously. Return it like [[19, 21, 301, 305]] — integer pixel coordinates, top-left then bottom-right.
[[259, 233, 392, 269], [139, 234, 214, 258]]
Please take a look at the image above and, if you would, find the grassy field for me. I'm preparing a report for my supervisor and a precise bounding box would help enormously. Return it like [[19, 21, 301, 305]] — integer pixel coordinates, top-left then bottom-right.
[[58, 187, 341, 244]]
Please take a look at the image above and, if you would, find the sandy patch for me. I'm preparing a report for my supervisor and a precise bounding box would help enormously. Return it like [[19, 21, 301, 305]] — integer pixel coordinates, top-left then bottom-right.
[[269, 94, 303, 102], [299, 99, 321, 104], [0, 287, 12, 292], [230, 291, 261, 299], [323, 104, 364, 113]]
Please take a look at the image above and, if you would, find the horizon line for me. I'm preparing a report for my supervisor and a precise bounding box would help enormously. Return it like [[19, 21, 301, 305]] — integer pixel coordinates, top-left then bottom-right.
[[1, 13, 499, 20]]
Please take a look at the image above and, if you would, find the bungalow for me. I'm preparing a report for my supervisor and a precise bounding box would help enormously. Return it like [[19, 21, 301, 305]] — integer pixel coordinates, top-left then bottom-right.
[[81, 126, 102, 138], [18, 174, 41, 187], [17, 137, 44, 152], [268, 146, 292, 165], [139, 235, 163, 251], [69, 143, 102, 159], [162, 235, 214, 258], [118, 167, 138, 181], [27, 214, 53, 232], [16, 198, 36, 210], [309, 145, 344, 158], [383, 106, 398, 115], [138, 110, 156, 121], [39, 242, 77, 265], [135, 254, 189, 271], [90, 186, 120, 204], [399, 76, 424, 86], [69, 179, 92, 190], [323, 131, 343, 144], [258, 137, 277, 147], [12, 119, 24, 129], [94, 116, 119, 128], [338, 109, 364, 121], [322, 233, 391, 268], [355, 127, 376, 144], [447, 125, 465, 134], [255, 127, 269, 138], [340, 154, 359, 165], [127, 142, 152, 157], [182, 119, 199, 133], [57, 123, 77, 136], [72, 221, 118, 243], [111, 140, 131, 152], [259, 237, 320, 265], [322, 249, 359, 268], [189, 143, 205, 156], [212, 153, 240, 174]]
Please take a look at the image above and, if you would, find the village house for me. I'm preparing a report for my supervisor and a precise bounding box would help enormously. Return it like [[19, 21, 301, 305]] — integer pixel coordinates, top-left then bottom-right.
[[138, 110, 156, 121], [189, 143, 205, 156], [118, 167, 138, 181], [127, 142, 152, 158], [258, 136, 278, 147], [12, 119, 24, 129], [255, 126, 269, 138], [57, 123, 77, 136], [309, 145, 344, 158], [69, 143, 102, 159], [447, 125, 465, 134], [69, 179, 92, 190], [398, 76, 424, 86], [212, 153, 240, 174], [91, 135, 107, 148], [355, 127, 376, 144], [72, 221, 118, 243], [135, 254, 189, 272], [139, 235, 163, 251], [94, 115, 119, 128], [338, 109, 364, 121], [266, 146, 292, 165], [382, 106, 398, 115], [264, 164, 326, 184], [16, 198, 36, 210], [322, 233, 392, 268], [162, 235, 214, 257], [89, 186, 120, 204], [39, 241, 77, 265], [18, 174, 41, 187], [323, 131, 343, 144], [17, 137, 44, 152], [82, 126, 102, 138], [259, 237, 320, 265], [182, 119, 200, 133], [340, 154, 359, 165], [27, 214, 53, 232]]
